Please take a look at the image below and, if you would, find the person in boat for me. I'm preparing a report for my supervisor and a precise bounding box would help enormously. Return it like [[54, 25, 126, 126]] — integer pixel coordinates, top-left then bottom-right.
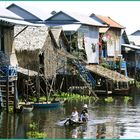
[[79, 104, 89, 122], [64, 107, 79, 125], [80, 110, 89, 122]]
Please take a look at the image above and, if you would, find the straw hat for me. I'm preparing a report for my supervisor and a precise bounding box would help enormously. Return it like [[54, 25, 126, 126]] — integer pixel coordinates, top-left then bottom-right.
[[83, 104, 88, 108]]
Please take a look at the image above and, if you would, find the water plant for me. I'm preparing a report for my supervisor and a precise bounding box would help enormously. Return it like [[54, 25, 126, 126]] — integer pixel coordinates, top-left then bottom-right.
[[136, 81, 140, 88], [124, 96, 132, 104], [26, 122, 47, 138], [56, 92, 96, 101], [104, 97, 114, 103], [8, 106, 13, 113]]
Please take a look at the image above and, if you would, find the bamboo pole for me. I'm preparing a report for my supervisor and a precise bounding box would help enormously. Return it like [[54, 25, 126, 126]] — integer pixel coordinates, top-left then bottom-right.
[[6, 74, 9, 113]]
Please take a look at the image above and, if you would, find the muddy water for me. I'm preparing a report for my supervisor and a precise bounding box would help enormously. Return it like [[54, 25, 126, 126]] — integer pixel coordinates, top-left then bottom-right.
[[0, 89, 140, 139]]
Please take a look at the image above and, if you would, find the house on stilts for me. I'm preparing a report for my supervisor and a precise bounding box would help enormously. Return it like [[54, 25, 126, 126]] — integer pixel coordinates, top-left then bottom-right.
[[44, 11, 134, 95], [6, 4, 135, 96], [0, 7, 35, 112]]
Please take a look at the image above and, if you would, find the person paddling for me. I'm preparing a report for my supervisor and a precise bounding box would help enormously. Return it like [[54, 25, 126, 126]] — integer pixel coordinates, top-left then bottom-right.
[[64, 107, 79, 125]]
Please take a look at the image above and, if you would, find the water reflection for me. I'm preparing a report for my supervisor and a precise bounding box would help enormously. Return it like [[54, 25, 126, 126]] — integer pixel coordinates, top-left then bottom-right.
[[1, 91, 140, 138]]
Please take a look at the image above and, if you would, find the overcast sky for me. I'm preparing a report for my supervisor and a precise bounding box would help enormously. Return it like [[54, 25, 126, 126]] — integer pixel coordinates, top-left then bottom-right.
[[1, 1, 140, 35]]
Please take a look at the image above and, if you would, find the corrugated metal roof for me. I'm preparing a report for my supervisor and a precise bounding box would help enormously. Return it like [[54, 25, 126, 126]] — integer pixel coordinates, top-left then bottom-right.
[[122, 43, 140, 50], [0, 17, 38, 26], [128, 35, 140, 46], [94, 14, 124, 29], [7, 3, 52, 21], [62, 24, 81, 32], [0, 6, 23, 20], [131, 30, 140, 36], [0, 7, 42, 26], [65, 11, 104, 27], [46, 11, 105, 27]]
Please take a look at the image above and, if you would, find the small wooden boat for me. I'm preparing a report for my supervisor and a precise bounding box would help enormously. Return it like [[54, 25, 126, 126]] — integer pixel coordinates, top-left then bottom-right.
[[21, 104, 34, 113], [31, 101, 62, 108], [64, 118, 87, 126], [64, 121, 87, 127]]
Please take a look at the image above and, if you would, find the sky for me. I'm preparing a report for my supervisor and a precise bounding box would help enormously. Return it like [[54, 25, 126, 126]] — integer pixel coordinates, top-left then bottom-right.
[[0, 1, 140, 35]]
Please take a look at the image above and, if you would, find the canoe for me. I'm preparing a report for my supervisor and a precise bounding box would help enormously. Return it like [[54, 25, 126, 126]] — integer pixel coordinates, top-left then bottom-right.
[[31, 101, 61, 108]]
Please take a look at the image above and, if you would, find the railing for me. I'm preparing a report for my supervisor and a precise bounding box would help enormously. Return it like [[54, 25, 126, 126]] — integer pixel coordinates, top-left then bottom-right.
[[73, 60, 96, 88], [0, 65, 17, 76]]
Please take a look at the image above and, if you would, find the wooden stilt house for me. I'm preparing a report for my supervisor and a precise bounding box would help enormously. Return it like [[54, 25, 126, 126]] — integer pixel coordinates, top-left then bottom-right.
[[14, 25, 71, 100], [0, 7, 35, 112]]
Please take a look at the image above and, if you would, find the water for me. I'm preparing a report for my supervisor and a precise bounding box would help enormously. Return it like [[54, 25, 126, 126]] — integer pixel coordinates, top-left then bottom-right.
[[0, 89, 140, 139]]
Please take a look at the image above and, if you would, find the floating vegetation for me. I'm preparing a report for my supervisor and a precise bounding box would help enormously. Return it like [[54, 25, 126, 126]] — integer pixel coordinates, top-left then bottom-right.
[[26, 122, 47, 138], [56, 92, 96, 101], [124, 96, 132, 104], [104, 97, 114, 103], [8, 106, 13, 113], [26, 131, 47, 139], [27, 92, 96, 103], [136, 81, 140, 88]]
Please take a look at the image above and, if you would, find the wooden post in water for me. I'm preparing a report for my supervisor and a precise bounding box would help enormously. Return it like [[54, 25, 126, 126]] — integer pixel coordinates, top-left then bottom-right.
[[106, 79, 108, 94], [6, 74, 9, 113], [14, 80, 18, 113], [36, 74, 40, 102]]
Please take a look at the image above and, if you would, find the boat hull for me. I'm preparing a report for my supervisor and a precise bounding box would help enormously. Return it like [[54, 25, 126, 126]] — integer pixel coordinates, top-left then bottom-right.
[[21, 105, 33, 113], [31, 102, 61, 108]]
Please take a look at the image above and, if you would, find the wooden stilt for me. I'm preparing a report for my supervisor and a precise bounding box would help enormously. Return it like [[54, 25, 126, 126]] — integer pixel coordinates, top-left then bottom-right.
[[14, 80, 18, 112], [106, 79, 108, 94], [36, 75, 40, 102], [6, 75, 9, 113]]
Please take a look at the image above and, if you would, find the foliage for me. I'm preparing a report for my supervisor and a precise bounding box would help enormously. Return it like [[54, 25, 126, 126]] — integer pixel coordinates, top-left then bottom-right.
[[135, 81, 140, 88], [26, 92, 96, 102], [8, 106, 13, 113], [124, 96, 132, 104], [104, 97, 114, 103], [101, 62, 111, 69], [78, 49, 87, 60], [26, 131, 47, 139], [57, 92, 96, 101], [26, 122, 47, 138], [29, 122, 37, 130]]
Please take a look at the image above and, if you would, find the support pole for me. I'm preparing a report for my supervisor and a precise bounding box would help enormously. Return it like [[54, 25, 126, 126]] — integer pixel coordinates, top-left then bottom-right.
[[14, 80, 18, 113], [6, 74, 9, 113], [36, 75, 40, 103], [106, 79, 108, 94]]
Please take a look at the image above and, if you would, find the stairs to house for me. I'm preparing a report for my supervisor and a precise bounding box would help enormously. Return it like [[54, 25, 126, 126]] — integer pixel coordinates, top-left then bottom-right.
[[73, 60, 96, 88], [72, 60, 98, 99], [0, 65, 18, 112]]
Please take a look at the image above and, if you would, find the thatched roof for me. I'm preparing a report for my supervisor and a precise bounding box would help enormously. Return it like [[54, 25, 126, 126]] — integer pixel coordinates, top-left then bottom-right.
[[14, 25, 48, 51], [86, 64, 134, 83], [14, 25, 70, 52], [50, 27, 62, 45], [49, 26, 70, 51]]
